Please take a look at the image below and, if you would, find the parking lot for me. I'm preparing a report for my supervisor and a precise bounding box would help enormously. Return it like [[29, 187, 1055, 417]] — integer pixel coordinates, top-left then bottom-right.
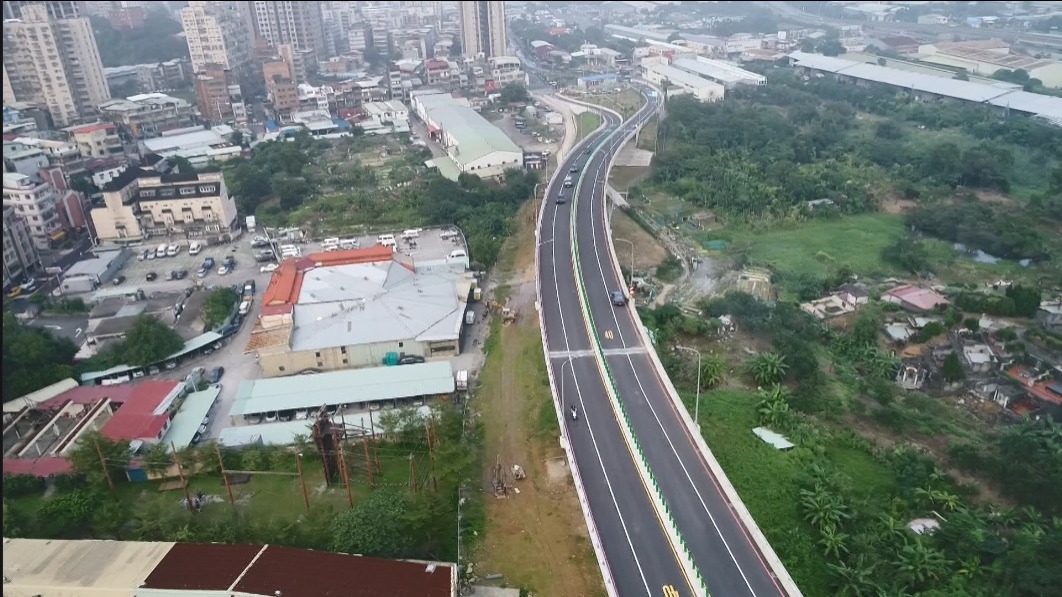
[[114, 236, 262, 294]]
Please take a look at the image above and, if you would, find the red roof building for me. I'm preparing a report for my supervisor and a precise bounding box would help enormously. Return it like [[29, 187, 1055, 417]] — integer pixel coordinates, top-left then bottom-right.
[[882, 285, 949, 313]]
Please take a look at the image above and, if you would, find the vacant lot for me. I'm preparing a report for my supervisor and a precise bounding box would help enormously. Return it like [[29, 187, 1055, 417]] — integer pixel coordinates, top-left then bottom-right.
[[474, 203, 604, 596], [611, 209, 668, 272], [713, 214, 907, 281], [575, 112, 602, 143]]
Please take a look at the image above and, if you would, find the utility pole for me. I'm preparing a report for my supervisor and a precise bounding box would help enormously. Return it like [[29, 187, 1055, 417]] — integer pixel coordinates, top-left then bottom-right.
[[215, 444, 235, 510], [368, 410, 381, 473], [93, 437, 117, 500], [426, 419, 438, 493], [296, 453, 310, 513], [362, 437, 375, 490], [171, 442, 192, 512], [337, 441, 354, 509]]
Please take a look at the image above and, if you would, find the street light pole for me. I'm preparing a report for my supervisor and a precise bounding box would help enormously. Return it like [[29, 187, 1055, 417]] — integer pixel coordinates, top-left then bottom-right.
[[614, 237, 635, 290], [676, 345, 702, 429]]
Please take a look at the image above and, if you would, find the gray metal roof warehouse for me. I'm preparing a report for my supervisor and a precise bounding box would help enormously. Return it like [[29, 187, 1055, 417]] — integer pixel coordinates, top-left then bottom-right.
[[228, 361, 455, 417]]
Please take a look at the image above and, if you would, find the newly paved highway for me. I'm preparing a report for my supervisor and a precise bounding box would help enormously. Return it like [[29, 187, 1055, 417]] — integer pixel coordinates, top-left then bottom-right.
[[539, 90, 791, 596]]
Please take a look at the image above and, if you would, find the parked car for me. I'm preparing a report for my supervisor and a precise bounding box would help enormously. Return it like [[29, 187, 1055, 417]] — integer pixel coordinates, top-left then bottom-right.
[[398, 354, 426, 365], [260, 263, 279, 273], [146, 272, 158, 282], [112, 275, 126, 286], [138, 249, 149, 261], [206, 366, 225, 383], [218, 265, 230, 276]]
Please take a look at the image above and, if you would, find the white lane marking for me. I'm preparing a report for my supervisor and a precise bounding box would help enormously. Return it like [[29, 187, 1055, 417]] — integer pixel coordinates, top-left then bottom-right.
[[545, 137, 653, 595], [584, 107, 761, 596]]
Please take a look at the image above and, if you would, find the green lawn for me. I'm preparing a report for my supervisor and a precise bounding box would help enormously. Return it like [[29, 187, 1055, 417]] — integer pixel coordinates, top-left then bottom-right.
[[686, 389, 833, 596], [713, 213, 906, 280], [575, 111, 602, 143]]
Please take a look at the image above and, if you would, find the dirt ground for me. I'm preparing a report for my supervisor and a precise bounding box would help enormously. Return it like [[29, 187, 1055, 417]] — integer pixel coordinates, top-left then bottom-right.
[[472, 202, 605, 597], [611, 209, 668, 272]]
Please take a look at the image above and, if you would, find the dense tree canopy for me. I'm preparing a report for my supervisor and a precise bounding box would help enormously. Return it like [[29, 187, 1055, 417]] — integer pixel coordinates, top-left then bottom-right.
[[2, 314, 78, 402]]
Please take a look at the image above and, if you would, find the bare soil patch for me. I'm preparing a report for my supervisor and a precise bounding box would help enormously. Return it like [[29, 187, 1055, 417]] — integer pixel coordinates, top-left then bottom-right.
[[611, 209, 668, 272]]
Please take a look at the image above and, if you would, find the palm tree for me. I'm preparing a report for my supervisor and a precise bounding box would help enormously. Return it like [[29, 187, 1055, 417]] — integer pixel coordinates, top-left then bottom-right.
[[820, 527, 851, 559], [756, 385, 790, 428], [800, 486, 849, 532], [746, 352, 789, 385], [827, 557, 881, 596], [700, 355, 726, 388], [867, 352, 900, 380], [895, 541, 948, 587]]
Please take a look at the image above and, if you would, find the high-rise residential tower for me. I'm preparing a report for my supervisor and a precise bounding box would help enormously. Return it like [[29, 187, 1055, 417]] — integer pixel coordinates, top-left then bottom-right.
[[2, 2, 110, 127], [459, 1, 507, 59], [180, 1, 256, 87], [251, 1, 328, 62]]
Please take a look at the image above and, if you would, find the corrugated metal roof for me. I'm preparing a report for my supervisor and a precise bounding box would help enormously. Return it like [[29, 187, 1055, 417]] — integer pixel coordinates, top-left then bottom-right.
[[289, 261, 463, 351], [430, 103, 522, 166], [646, 63, 725, 91], [3, 538, 175, 596], [228, 361, 455, 416], [673, 58, 765, 84], [987, 90, 1062, 121], [162, 385, 220, 450], [218, 406, 431, 446]]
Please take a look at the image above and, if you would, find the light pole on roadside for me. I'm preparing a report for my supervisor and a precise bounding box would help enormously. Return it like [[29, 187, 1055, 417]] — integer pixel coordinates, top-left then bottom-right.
[[614, 237, 635, 290], [675, 345, 702, 429]]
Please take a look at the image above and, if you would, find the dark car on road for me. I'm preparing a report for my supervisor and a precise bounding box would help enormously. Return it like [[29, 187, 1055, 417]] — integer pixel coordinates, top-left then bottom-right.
[[569, 165, 579, 173], [207, 366, 225, 383], [556, 190, 567, 204], [584, 147, 592, 154], [145, 272, 158, 282], [610, 290, 628, 306]]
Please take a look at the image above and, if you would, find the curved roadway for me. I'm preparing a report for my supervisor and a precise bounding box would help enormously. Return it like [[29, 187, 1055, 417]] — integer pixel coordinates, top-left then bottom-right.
[[539, 90, 791, 597]]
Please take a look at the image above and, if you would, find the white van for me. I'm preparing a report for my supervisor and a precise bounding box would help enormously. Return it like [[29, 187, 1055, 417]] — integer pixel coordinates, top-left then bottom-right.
[[449, 249, 467, 260], [377, 233, 397, 248], [238, 298, 252, 315], [279, 244, 300, 257], [402, 229, 421, 240], [166, 244, 181, 257], [188, 241, 203, 256], [155, 243, 168, 258], [322, 237, 340, 251], [339, 238, 359, 249], [465, 310, 475, 325]]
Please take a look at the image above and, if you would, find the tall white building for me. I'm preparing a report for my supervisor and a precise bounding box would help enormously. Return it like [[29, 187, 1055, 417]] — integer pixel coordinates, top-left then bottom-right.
[[251, 1, 328, 62], [180, 1, 255, 83], [459, 1, 507, 59], [3, 173, 62, 250], [3, 204, 41, 287], [2, 3, 110, 127]]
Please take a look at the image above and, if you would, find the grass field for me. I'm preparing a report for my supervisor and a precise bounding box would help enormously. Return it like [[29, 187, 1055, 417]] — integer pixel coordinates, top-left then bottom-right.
[[683, 389, 897, 596], [712, 214, 906, 280], [576, 111, 602, 143]]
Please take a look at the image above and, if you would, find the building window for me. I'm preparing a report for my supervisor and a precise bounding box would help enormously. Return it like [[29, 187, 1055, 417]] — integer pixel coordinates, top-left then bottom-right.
[[342, 358, 348, 364], [278, 366, 285, 372], [199, 185, 217, 193], [340, 346, 347, 354], [140, 189, 156, 197], [398, 342, 403, 348], [315, 351, 321, 357], [179, 187, 196, 196]]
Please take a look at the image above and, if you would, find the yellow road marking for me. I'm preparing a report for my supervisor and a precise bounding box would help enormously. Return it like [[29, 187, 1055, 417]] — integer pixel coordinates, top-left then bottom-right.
[[663, 585, 680, 597], [604, 329, 614, 340]]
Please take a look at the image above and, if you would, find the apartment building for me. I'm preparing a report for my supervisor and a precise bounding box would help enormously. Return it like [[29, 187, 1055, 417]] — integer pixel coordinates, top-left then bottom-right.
[[2, 3, 110, 127], [90, 168, 238, 242], [3, 172, 62, 250], [488, 56, 528, 88], [194, 64, 246, 123], [97, 93, 197, 141], [65, 123, 123, 159], [251, 1, 327, 62], [459, 1, 507, 59], [3, 204, 41, 287], [180, 1, 256, 87]]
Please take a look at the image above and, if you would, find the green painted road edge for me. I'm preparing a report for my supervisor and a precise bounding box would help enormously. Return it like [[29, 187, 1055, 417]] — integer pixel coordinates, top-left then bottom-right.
[[567, 98, 711, 597]]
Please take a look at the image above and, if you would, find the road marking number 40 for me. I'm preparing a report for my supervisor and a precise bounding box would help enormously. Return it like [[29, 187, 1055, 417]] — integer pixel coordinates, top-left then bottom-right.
[[662, 585, 680, 597], [604, 330, 614, 340]]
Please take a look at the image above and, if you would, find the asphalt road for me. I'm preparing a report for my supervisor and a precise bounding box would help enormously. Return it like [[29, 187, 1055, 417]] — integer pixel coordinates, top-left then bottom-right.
[[539, 105, 694, 595], [541, 89, 791, 596]]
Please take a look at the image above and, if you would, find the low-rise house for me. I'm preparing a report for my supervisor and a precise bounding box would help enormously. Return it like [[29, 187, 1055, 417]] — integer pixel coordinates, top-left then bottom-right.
[[1005, 365, 1062, 415], [882, 284, 949, 313], [801, 294, 856, 319], [884, 323, 915, 344], [962, 343, 997, 374], [896, 362, 929, 390], [1038, 299, 1062, 333]]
